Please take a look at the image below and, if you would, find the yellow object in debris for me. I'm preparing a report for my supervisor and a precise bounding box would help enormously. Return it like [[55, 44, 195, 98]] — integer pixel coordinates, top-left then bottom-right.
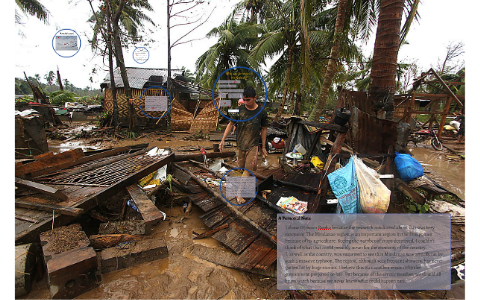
[[310, 156, 324, 169], [148, 179, 161, 186], [139, 171, 157, 186], [444, 125, 455, 131]]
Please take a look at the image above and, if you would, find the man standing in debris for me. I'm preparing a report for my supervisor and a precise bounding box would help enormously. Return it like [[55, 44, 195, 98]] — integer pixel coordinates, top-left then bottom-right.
[[219, 87, 268, 175]]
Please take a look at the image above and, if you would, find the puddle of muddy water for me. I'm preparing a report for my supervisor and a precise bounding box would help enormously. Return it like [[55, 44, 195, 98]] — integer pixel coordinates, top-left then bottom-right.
[[409, 147, 465, 199], [73, 205, 271, 299]]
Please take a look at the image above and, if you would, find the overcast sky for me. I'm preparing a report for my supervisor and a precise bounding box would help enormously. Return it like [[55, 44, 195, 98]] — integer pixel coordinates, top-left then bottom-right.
[[12, 0, 472, 91]]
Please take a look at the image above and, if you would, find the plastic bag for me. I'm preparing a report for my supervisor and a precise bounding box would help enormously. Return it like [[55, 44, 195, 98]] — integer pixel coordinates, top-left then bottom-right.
[[352, 156, 390, 213], [327, 157, 361, 213], [394, 152, 424, 181]]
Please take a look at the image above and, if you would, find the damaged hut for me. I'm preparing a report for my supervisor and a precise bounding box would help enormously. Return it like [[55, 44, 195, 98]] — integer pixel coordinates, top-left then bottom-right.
[[100, 67, 202, 127]]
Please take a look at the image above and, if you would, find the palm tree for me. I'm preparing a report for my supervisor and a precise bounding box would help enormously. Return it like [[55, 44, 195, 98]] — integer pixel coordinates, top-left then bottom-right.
[[15, 0, 49, 24], [251, 0, 348, 122], [307, 0, 349, 121], [88, 0, 154, 130], [306, 0, 420, 120], [195, 17, 263, 89]]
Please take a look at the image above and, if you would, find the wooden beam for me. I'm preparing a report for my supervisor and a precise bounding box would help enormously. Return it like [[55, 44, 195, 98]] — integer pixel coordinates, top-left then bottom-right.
[[15, 149, 85, 178], [126, 184, 165, 232], [438, 96, 453, 138], [297, 120, 348, 133], [429, 68, 463, 107], [412, 93, 464, 100], [15, 199, 84, 216], [193, 224, 229, 240], [15, 177, 68, 201], [395, 179, 426, 205], [173, 151, 236, 162]]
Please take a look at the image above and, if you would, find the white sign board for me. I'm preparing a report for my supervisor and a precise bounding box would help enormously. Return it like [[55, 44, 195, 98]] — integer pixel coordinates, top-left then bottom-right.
[[145, 96, 168, 111], [219, 100, 231, 107]]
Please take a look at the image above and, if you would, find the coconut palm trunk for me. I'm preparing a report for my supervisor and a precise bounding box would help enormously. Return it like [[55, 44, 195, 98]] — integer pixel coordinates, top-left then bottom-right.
[[274, 46, 294, 122], [110, 0, 138, 132], [307, 0, 348, 122], [368, 0, 405, 119]]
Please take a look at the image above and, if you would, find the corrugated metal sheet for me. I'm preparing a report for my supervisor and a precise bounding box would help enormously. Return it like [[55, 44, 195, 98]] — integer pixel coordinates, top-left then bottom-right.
[[101, 67, 183, 89], [335, 89, 398, 156]]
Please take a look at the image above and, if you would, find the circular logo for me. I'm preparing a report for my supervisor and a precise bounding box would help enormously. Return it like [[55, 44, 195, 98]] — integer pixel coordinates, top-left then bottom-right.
[[219, 167, 259, 206], [133, 47, 149, 64], [52, 29, 81, 58], [333, 177, 348, 191], [212, 66, 267, 123], [138, 86, 172, 119]]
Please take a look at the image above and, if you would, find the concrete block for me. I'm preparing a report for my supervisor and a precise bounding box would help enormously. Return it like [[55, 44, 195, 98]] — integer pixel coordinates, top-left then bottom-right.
[[100, 239, 168, 274]]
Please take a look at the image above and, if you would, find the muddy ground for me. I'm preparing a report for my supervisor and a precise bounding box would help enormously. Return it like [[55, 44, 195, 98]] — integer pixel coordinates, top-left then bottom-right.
[[25, 122, 465, 299]]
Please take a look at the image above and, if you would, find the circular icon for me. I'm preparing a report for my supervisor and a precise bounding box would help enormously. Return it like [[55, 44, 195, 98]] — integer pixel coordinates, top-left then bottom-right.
[[219, 167, 258, 206], [52, 29, 81, 58], [138, 86, 172, 119], [212, 66, 267, 123], [133, 47, 149, 64]]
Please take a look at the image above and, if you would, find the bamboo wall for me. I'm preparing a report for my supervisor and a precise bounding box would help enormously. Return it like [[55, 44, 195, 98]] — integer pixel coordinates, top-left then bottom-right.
[[104, 88, 169, 119]]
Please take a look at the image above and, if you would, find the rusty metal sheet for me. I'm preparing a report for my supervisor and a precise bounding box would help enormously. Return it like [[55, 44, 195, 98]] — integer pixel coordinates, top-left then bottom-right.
[[350, 107, 398, 155], [336, 89, 375, 116]]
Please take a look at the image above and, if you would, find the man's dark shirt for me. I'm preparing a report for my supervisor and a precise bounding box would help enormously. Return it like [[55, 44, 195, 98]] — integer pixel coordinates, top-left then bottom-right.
[[232, 105, 268, 151]]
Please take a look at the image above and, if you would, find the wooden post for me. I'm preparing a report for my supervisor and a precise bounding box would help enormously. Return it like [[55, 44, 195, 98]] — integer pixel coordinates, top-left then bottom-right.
[[438, 96, 452, 138], [406, 92, 417, 123], [307, 131, 347, 213]]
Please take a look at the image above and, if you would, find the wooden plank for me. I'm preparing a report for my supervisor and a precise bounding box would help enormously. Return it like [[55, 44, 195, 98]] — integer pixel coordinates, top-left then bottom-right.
[[126, 184, 165, 232], [395, 179, 426, 205], [193, 224, 229, 240], [173, 151, 236, 162], [15, 177, 68, 201], [429, 68, 463, 107], [172, 166, 192, 185], [15, 148, 85, 178], [438, 96, 452, 138], [298, 120, 348, 133], [15, 199, 84, 217], [89, 234, 143, 249], [100, 239, 168, 274]]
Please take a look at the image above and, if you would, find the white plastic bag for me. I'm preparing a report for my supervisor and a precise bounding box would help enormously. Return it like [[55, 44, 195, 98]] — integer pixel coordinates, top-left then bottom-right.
[[352, 156, 391, 213]]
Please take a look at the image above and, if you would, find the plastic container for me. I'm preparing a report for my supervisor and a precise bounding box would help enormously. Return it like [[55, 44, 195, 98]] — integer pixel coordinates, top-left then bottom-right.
[[293, 144, 307, 155]]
